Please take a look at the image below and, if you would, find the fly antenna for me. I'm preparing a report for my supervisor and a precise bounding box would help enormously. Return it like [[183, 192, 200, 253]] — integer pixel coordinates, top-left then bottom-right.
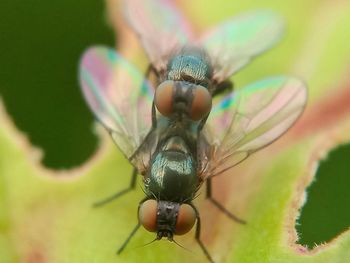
[[172, 238, 193, 253], [135, 237, 158, 250]]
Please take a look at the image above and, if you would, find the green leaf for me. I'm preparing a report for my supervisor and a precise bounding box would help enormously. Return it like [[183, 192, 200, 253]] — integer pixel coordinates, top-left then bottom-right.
[[1, 1, 350, 263]]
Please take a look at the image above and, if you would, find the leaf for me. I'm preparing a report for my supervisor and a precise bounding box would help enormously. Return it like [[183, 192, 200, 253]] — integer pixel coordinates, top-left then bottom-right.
[[1, 0, 350, 263]]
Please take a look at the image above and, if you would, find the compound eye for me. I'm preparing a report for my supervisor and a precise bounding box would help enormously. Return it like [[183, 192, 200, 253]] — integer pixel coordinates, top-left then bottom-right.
[[175, 204, 196, 235], [190, 85, 212, 121], [155, 80, 175, 117], [138, 199, 158, 232]]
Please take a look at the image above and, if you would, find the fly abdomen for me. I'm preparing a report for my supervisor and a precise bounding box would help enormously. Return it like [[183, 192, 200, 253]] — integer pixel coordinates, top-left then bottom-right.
[[147, 151, 198, 202], [146, 138, 198, 202]]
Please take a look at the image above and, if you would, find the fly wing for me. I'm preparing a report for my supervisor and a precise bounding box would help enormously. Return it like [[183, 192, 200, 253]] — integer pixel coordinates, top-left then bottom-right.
[[123, 0, 193, 73], [200, 10, 285, 83], [198, 76, 307, 179], [79, 46, 154, 162]]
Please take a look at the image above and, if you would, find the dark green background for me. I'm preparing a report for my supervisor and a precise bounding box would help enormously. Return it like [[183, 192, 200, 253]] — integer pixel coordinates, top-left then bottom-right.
[[296, 144, 350, 247], [0, 0, 113, 168], [0, 0, 348, 249]]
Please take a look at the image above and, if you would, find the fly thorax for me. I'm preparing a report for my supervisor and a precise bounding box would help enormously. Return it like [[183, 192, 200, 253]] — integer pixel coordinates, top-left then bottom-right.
[[146, 137, 198, 202], [166, 47, 212, 87]]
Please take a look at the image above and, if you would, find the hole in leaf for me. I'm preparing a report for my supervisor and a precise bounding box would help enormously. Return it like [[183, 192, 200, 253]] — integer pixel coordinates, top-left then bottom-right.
[[296, 142, 350, 248], [0, 0, 114, 168]]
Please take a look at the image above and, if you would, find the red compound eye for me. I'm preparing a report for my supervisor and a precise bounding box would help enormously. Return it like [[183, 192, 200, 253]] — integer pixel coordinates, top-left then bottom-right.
[[154, 80, 175, 117], [190, 85, 212, 121], [175, 204, 196, 235], [138, 199, 158, 232], [155, 81, 212, 121]]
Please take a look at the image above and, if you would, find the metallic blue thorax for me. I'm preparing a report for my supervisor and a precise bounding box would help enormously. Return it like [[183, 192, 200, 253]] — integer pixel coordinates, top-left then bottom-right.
[[166, 47, 212, 87]]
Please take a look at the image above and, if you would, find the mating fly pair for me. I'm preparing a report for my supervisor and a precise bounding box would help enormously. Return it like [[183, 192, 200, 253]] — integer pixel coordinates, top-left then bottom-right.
[[79, 0, 307, 262]]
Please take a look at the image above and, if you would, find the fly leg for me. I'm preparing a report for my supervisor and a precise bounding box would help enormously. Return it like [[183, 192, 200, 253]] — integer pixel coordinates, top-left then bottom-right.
[[116, 222, 141, 255], [151, 102, 157, 128], [144, 63, 159, 129], [117, 197, 149, 254], [206, 178, 246, 224], [212, 80, 233, 97], [198, 113, 209, 132], [190, 203, 214, 263], [145, 64, 159, 79], [93, 168, 138, 207], [146, 64, 158, 128], [145, 63, 160, 89]]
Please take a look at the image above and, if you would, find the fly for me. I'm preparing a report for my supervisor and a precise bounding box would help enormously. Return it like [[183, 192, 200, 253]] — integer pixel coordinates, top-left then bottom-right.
[[123, 0, 287, 122], [79, 1, 307, 262]]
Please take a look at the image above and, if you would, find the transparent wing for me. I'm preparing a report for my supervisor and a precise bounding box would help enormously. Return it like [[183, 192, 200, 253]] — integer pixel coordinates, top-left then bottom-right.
[[123, 0, 193, 72], [79, 46, 154, 159], [200, 10, 285, 83], [199, 76, 307, 179]]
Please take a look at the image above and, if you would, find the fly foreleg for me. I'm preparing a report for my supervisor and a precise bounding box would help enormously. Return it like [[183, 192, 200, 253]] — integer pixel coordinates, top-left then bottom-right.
[[116, 222, 141, 255], [190, 204, 214, 263], [206, 178, 246, 224], [93, 168, 138, 207], [145, 64, 160, 87], [212, 80, 233, 97]]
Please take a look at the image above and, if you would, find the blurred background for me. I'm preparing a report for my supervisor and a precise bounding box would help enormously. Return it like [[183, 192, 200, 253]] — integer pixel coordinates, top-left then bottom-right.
[[0, 0, 113, 168], [0, 0, 349, 251]]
